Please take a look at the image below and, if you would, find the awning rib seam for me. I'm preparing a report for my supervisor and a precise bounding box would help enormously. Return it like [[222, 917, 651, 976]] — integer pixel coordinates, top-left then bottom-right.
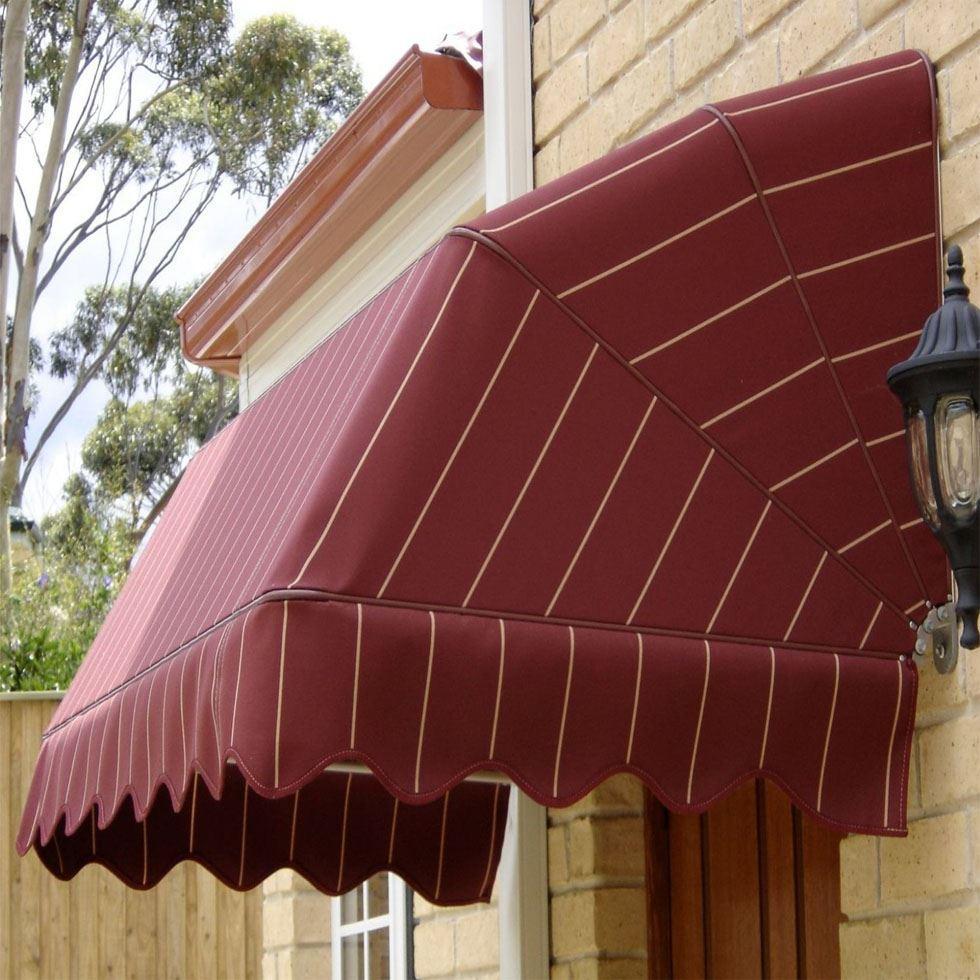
[[448, 228, 915, 625], [42, 586, 911, 741], [702, 101, 931, 602]]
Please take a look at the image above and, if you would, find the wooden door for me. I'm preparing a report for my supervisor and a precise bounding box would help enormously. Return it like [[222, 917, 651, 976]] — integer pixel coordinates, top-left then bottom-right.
[[644, 781, 843, 979]]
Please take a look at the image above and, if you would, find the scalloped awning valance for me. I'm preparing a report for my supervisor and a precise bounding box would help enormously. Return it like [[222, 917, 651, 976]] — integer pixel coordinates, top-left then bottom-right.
[[19, 51, 946, 905]]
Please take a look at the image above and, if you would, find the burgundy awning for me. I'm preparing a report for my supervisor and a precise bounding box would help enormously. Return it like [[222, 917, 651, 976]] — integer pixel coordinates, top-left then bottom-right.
[[19, 51, 946, 905]]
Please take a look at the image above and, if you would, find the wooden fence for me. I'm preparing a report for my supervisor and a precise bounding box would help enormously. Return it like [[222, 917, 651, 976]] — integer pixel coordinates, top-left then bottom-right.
[[0, 694, 263, 979]]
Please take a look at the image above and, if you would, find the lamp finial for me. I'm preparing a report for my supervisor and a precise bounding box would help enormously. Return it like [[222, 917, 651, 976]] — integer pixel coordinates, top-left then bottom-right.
[[944, 244, 969, 301]]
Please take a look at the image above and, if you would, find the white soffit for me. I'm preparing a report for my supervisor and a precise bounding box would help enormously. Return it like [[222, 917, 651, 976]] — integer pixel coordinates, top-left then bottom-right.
[[240, 123, 486, 405]]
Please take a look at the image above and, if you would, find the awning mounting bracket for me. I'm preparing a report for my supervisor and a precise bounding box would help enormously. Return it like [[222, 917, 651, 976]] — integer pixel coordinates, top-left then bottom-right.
[[914, 601, 959, 675]]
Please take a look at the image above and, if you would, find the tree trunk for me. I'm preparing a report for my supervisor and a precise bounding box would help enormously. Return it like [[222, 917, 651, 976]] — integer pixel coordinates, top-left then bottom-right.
[[0, 0, 31, 592], [0, 0, 91, 591]]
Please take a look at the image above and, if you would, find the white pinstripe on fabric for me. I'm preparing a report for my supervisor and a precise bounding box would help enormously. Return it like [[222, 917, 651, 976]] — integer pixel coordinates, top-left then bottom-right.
[[626, 634, 644, 764], [883, 659, 904, 827], [218, 260, 424, 623], [687, 641, 711, 805], [546, 397, 657, 616], [552, 627, 576, 798], [488, 620, 506, 760], [291, 244, 478, 587], [784, 553, 828, 641], [759, 648, 776, 769], [627, 450, 714, 625], [378, 290, 541, 598], [816, 654, 841, 812], [463, 344, 600, 607], [414, 612, 437, 793]]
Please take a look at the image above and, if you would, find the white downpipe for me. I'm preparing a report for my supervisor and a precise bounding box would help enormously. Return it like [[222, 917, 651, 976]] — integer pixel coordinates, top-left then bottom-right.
[[482, 3, 550, 978]]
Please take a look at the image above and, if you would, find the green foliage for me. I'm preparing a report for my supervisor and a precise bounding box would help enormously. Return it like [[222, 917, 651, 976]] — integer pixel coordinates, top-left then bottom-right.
[[51, 280, 236, 528], [0, 476, 130, 691], [207, 15, 363, 200], [82, 372, 228, 525], [48, 281, 195, 397], [19, 0, 234, 114]]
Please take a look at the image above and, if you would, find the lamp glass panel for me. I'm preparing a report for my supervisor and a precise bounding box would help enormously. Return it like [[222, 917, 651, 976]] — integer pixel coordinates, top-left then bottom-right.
[[937, 395, 979, 521], [909, 409, 940, 529]]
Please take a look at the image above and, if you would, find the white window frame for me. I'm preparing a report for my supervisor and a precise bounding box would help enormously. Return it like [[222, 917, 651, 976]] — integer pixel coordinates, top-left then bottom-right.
[[331, 873, 411, 980]]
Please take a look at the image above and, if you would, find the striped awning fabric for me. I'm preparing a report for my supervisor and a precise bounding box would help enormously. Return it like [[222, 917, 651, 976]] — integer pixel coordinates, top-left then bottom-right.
[[19, 51, 946, 905]]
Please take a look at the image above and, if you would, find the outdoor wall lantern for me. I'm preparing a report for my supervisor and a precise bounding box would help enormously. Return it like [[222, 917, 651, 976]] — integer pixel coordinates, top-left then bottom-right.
[[888, 245, 980, 665]]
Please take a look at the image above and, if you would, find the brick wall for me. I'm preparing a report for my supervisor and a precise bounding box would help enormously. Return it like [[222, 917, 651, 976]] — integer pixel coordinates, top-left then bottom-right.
[[413, 888, 500, 979], [548, 776, 648, 978], [531, 1, 980, 978], [262, 870, 331, 980]]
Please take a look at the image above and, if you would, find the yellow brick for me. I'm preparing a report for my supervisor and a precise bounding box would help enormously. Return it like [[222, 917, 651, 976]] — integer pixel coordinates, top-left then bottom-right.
[[925, 905, 980, 978], [858, 0, 903, 28], [534, 0, 556, 14], [674, 0, 739, 89], [916, 649, 968, 719], [554, 775, 646, 822], [589, 959, 647, 979], [262, 868, 296, 896], [550, 886, 647, 958], [960, 231, 980, 299], [919, 712, 980, 807], [880, 810, 970, 903], [262, 950, 276, 980], [591, 774, 645, 809], [968, 644, 980, 702], [550, 0, 606, 61], [560, 94, 616, 172], [908, 735, 922, 813], [972, 808, 980, 878], [588, 0, 644, 93], [533, 15, 551, 83], [645, 0, 700, 42], [834, 15, 904, 67], [649, 87, 707, 130], [943, 142, 980, 233], [743, 0, 795, 35], [455, 908, 499, 971], [568, 815, 646, 879], [556, 957, 647, 980], [907, 0, 980, 62], [707, 31, 779, 101], [552, 889, 599, 957], [262, 896, 294, 950], [779, 0, 856, 78], [278, 946, 328, 980], [261, 892, 329, 948], [535, 52, 589, 143], [549, 823, 570, 885], [949, 45, 980, 141], [594, 887, 647, 952], [840, 915, 926, 979], [535, 136, 562, 187], [611, 46, 672, 138], [413, 892, 437, 919], [414, 918, 455, 978], [839, 834, 879, 916]]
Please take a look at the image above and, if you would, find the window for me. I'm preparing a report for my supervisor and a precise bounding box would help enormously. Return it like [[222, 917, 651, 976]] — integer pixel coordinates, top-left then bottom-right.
[[331, 873, 412, 979]]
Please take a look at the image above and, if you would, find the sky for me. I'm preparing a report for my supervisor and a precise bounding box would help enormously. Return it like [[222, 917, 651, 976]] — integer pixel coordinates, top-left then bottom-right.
[[22, 0, 482, 519]]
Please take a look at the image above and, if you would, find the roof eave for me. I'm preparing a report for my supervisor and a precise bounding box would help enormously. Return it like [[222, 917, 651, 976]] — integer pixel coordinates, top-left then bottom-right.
[[177, 47, 483, 373]]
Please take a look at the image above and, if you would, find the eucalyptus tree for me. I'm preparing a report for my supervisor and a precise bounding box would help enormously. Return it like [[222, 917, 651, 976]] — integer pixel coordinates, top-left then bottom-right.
[[46, 280, 236, 545], [0, 0, 363, 589]]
